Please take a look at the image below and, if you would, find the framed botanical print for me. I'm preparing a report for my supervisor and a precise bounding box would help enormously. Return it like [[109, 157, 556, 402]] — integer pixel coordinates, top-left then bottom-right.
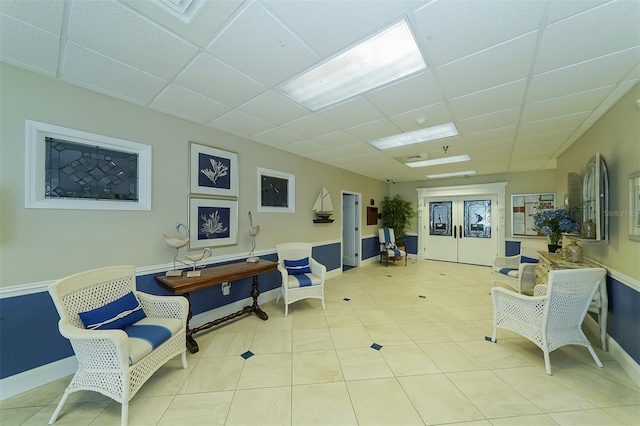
[[188, 197, 238, 249], [257, 167, 295, 213], [190, 143, 238, 197]]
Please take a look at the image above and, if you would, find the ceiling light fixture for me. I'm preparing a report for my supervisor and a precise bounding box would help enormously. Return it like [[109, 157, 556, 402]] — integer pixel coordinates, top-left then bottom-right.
[[405, 154, 470, 168], [368, 122, 459, 150], [277, 19, 426, 111], [426, 170, 477, 179]]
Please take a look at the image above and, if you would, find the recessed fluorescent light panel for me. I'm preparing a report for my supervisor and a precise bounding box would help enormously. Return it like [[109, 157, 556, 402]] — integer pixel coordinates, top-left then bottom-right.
[[369, 122, 459, 150], [406, 154, 470, 168], [278, 20, 426, 111], [426, 170, 477, 179]]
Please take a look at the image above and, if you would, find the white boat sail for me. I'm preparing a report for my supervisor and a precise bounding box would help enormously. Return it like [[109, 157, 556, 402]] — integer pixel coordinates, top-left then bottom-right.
[[312, 187, 334, 222]]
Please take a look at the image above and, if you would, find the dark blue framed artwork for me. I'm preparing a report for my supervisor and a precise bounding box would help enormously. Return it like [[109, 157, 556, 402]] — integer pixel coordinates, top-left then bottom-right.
[[189, 197, 238, 249], [190, 143, 238, 197]]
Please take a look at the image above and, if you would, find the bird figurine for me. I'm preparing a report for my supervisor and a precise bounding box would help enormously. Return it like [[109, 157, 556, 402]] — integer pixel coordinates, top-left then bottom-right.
[[185, 248, 212, 277], [247, 211, 260, 263], [164, 222, 191, 276]]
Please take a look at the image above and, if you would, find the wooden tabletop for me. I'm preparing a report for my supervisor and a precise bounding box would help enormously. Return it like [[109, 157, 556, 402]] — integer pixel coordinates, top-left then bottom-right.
[[155, 260, 278, 294]]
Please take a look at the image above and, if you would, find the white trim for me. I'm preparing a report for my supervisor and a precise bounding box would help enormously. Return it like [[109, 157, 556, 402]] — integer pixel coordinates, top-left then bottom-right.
[[25, 120, 152, 210], [0, 356, 78, 401], [584, 256, 640, 292]]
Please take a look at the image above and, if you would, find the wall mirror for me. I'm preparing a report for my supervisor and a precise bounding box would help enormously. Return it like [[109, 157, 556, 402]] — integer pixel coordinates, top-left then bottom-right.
[[511, 193, 555, 237], [582, 152, 609, 242]]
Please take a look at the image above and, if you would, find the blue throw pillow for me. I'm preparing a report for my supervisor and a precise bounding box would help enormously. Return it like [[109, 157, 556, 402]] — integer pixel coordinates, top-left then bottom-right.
[[284, 257, 312, 275], [79, 291, 146, 330], [521, 256, 539, 264]]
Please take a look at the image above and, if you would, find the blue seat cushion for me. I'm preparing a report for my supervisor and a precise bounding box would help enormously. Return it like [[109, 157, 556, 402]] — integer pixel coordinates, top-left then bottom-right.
[[284, 257, 312, 275], [498, 268, 519, 278], [126, 317, 182, 364], [286, 273, 322, 288], [79, 291, 146, 330]]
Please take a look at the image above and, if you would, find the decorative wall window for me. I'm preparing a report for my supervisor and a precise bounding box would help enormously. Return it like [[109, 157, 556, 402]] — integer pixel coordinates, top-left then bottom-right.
[[464, 199, 491, 238], [257, 167, 295, 213], [429, 201, 452, 236], [26, 120, 151, 210]]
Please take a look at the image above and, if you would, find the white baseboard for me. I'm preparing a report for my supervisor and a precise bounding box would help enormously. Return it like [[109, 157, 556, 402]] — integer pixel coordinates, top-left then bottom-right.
[[0, 356, 78, 401]]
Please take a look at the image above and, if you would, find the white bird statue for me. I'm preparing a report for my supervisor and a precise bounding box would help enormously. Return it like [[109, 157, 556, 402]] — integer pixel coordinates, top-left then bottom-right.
[[247, 211, 260, 263], [164, 222, 190, 276], [185, 248, 212, 277]]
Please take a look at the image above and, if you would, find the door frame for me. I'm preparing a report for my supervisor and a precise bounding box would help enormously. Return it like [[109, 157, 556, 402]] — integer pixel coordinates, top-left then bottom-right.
[[417, 182, 507, 261], [341, 190, 362, 269]]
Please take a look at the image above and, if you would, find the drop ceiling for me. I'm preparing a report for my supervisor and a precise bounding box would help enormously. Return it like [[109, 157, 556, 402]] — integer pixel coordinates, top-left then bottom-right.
[[1, 0, 638, 182]]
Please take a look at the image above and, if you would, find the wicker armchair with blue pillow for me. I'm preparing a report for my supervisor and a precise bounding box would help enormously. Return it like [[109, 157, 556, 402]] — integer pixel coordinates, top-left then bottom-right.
[[47, 265, 188, 426], [276, 242, 326, 316], [378, 227, 407, 266], [492, 247, 540, 294]]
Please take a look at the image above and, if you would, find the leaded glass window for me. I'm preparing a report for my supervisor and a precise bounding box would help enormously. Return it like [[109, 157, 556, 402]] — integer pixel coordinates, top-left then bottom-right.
[[429, 201, 452, 236], [464, 199, 491, 238]]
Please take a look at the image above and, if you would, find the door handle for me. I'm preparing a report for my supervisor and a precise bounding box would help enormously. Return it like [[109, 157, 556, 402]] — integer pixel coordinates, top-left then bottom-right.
[[454, 225, 457, 239], [459, 225, 462, 238]]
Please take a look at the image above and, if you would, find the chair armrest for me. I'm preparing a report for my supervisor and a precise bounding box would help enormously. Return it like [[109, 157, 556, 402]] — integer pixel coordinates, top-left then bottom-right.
[[137, 291, 188, 322], [58, 319, 129, 368], [494, 255, 521, 268], [491, 287, 547, 322], [309, 257, 326, 280], [277, 264, 289, 282], [533, 284, 548, 297]]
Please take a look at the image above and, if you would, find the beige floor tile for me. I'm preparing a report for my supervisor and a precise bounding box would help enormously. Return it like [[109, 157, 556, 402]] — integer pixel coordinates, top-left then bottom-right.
[[324, 310, 362, 327], [329, 326, 373, 349], [22, 401, 109, 425], [0, 376, 70, 409], [157, 391, 234, 425], [380, 345, 441, 376], [547, 408, 625, 425], [225, 387, 291, 426], [346, 378, 424, 425], [382, 308, 425, 323], [236, 353, 292, 389], [355, 310, 395, 325], [292, 350, 343, 385], [373, 298, 410, 310], [323, 298, 355, 311], [90, 395, 174, 426], [418, 342, 486, 372], [291, 310, 328, 329], [344, 298, 381, 311], [432, 320, 486, 341], [447, 370, 542, 418], [415, 306, 461, 322], [212, 315, 260, 333], [399, 321, 452, 343], [0, 406, 41, 425], [180, 356, 244, 393], [365, 324, 414, 346], [292, 327, 335, 352], [457, 340, 531, 370], [602, 405, 640, 425], [292, 382, 357, 425], [398, 374, 484, 424], [336, 348, 394, 381], [489, 413, 564, 425], [255, 312, 293, 331], [202, 331, 255, 357], [250, 329, 292, 354]]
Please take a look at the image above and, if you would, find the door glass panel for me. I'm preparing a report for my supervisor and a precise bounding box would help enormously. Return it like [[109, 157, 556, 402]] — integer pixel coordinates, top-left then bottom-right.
[[429, 201, 452, 236], [464, 200, 491, 238]]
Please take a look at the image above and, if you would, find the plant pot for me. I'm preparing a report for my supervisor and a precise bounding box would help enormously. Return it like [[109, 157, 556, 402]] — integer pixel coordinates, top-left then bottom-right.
[[548, 244, 562, 254]]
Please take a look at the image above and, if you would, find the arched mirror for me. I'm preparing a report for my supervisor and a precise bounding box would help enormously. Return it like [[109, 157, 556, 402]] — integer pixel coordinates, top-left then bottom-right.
[[582, 152, 609, 242]]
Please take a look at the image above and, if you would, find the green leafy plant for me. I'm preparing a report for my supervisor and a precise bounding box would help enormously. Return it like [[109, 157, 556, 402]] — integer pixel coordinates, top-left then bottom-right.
[[380, 194, 416, 247]]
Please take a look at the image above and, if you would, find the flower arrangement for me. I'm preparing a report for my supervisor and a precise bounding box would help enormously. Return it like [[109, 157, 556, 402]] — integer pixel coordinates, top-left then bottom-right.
[[532, 208, 580, 245]]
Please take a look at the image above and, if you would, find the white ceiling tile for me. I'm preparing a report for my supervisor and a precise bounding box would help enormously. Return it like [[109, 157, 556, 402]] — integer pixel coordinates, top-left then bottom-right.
[[206, 2, 319, 87], [346, 118, 400, 142], [311, 149, 343, 162], [437, 33, 538, 99], [0, 14, 60, 76], [413, 0, 545, 67], [252, 127, 304, 147], [465, 139, 514, 154], [334, 142, 378, 156], [515, 128, 575, 146], [528, 47, 640, 103], [522, 85, 613, 122], [312, 131, 363, 149], [281, 115, 338, 139], [239, 91, 310, 126], [208, 110, 273, 138], [546, 0, 609, 24], [62, 42, 167, 105], [317, 97, 385, 129], [461, 126, 517, 146], [535, 0, 640, 74], [365, 71, 443, 116], [389, 102, 453, 132], [600, 80, 639, 109], [68, 0, 198, 80], [150, 84, 230, 124], [0, 0, 64, 34], [264, 0, 408, 57], [281, 140, 325, 156], [176, 53, 266, 108], [456, 107, 521, 135], [449, 79, 528, 120], [519, 111, 591, 136]]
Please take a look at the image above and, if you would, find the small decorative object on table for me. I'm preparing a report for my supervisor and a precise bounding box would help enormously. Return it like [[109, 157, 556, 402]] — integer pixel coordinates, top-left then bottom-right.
[[564, 240, 583, 263], [532, 208, 580, 252], [163, 222, 190, 276], [185, 248, 212, 277], [247, 211, 260, 263], [582, 219, 596, 239]]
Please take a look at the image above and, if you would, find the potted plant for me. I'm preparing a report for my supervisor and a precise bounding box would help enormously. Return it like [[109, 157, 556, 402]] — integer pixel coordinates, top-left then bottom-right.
[[532, 208, 580, 253], [380, 194, 416, 249]]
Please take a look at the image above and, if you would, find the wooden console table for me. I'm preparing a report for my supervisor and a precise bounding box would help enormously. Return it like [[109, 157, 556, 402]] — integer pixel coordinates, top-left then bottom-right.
[[535, 251, 608, 351], [155, 260, 277, 353]]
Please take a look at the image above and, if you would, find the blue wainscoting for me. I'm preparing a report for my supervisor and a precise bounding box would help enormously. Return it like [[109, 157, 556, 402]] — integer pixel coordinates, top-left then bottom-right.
[[505, 240, 521, 256], [405, 234, 418, 255], [608, 275, 640, 364], [362, 235, 380, 261], [0, 243, 341, 380]]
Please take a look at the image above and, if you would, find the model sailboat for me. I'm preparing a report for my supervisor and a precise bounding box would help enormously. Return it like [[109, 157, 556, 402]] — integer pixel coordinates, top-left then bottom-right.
[[312, 187, 334, 223]]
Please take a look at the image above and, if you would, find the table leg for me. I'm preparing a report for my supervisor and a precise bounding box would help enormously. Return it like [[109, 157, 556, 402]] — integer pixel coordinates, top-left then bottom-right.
[[251, 274, 268, 321], [183, 293, 199, 354]]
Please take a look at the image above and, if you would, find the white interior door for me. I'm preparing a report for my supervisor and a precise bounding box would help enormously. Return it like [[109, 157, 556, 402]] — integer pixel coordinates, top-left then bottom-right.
[[342, 193, 357, 267], [423, 195, 498, 266]]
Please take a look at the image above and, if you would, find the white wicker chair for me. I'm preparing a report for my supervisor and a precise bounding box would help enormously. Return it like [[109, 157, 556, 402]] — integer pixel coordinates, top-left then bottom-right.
[[489, 267, 606, 375], [492, 247, 539, 294], [47, 266, 188, 426], [378, 227, 407, 266], [276, 243, 326, 316]]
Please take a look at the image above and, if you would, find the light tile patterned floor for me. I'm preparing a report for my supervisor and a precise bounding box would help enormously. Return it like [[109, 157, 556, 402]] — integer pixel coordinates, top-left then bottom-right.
[[2, 260, 639, 425]]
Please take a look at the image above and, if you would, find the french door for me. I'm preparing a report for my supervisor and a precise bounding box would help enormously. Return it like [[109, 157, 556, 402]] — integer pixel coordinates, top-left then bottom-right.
[[422, 195, 498, 266]]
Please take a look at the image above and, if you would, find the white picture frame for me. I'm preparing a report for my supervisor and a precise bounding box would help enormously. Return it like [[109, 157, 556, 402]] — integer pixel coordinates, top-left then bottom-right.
[[257, 167, 295, 213], [190, 143, 238, 198], [188, 197, 238, 249], [25, 120, 151, 210]]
